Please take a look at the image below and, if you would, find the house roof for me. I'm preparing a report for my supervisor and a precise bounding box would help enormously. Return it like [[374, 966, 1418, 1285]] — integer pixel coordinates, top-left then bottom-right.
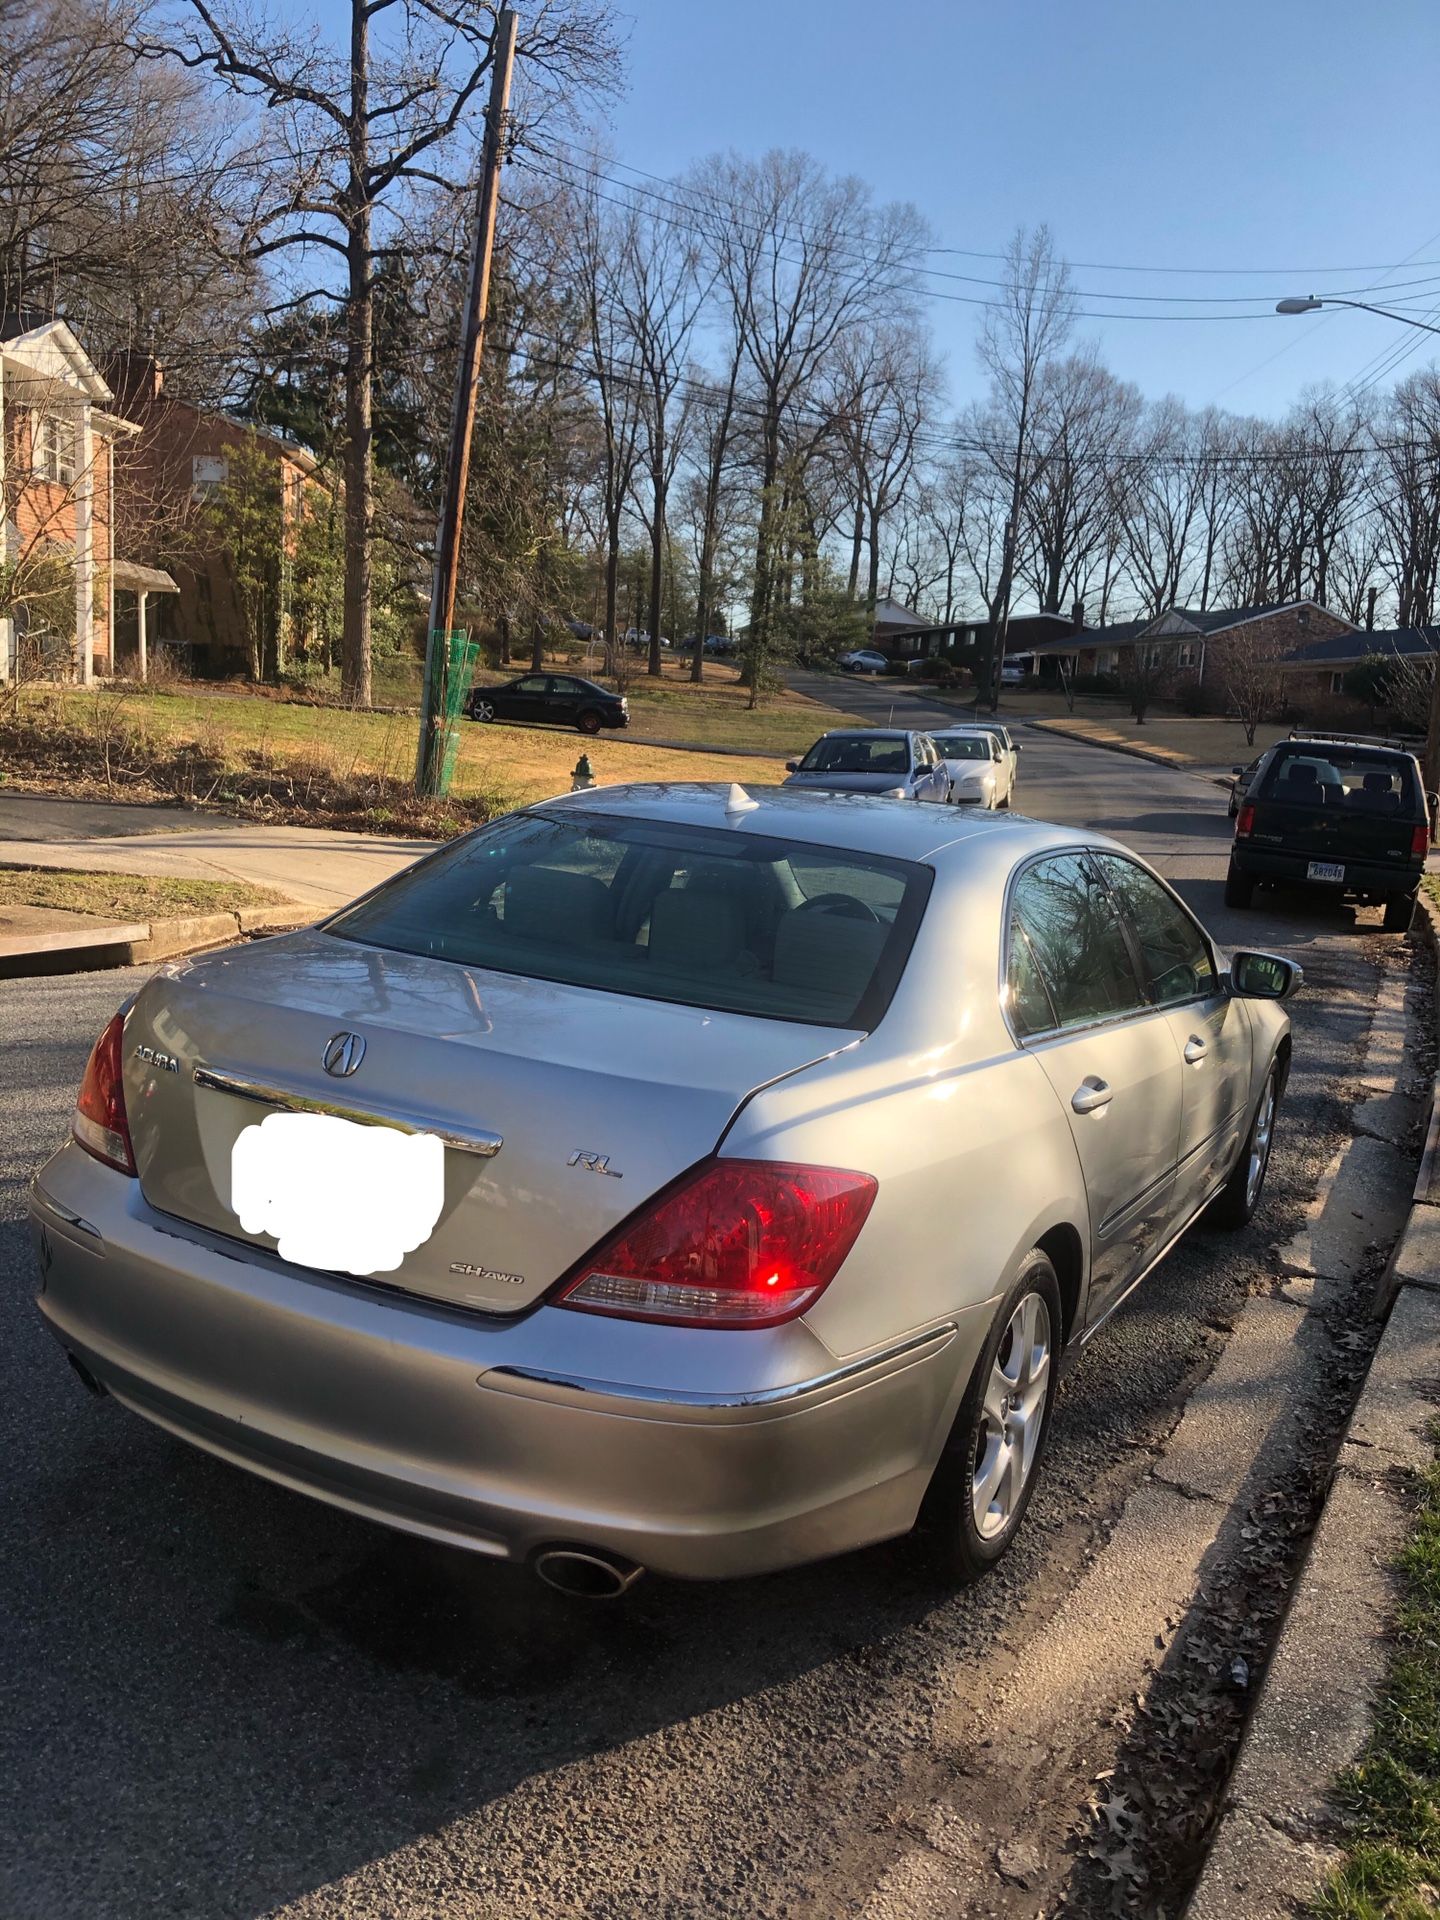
[[1286, 627, 1440, 667], [1027, 599, 1356, 658], [871, 596, 926, 630], [0, 316, 115, 404]]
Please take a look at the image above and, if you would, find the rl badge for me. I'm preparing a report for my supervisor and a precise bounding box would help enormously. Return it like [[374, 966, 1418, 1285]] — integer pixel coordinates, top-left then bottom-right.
[[230, 1111, 444, 1276]]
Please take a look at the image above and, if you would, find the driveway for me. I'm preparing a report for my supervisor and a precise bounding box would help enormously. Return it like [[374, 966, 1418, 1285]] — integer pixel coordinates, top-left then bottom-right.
[[0, 731, 1411, 1920]]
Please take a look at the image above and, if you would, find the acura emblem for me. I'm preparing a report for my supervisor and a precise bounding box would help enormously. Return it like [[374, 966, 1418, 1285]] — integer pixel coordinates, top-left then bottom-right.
[[322, 1030, 366, 1078]]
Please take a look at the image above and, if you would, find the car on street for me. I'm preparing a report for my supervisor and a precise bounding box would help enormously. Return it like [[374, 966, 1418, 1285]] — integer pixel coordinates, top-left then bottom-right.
[[933, 728, 1015, 808], [783, 729, 949, 802], [33, 785, 1299, 1591], [468, 672, 628, 735], [838, 649, 889, 674], [1226, 730, 1432, 931], [999, 655, 1033, 686]]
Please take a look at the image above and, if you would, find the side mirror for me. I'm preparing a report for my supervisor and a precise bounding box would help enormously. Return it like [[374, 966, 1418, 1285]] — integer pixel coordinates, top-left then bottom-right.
[[784, 760, 799, 773], [1231, 766, 1244, 777], [1229, 951, 1303, 1002]]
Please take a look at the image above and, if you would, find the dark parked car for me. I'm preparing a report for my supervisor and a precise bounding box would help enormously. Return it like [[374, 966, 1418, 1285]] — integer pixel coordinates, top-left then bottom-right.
[[467, 673, 628, 735], [1227, 731, 1432, 931]]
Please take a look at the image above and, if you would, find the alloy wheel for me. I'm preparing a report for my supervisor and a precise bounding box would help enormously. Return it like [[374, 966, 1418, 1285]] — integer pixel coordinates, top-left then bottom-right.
[[473, 700, 495, 722], [971, 1291, 1052, 1540], [1246, 1073, 1277, 1212]]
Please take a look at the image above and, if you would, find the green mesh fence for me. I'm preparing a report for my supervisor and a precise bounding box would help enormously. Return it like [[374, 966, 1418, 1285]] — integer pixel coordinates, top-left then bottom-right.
[[431, 629, 480, 797]]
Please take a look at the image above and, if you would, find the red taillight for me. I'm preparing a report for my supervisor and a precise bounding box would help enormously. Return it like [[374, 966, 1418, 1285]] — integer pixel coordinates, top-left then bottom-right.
[[554, 1160, 878, 1329], [1236, 802, 1256, 837], [1413, 824, 1431, 859], [72, 1011, 135, 1175]]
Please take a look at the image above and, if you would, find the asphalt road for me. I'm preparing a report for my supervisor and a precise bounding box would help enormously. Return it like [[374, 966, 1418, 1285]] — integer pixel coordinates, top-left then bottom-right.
[[0, 728, 1403, 1920]]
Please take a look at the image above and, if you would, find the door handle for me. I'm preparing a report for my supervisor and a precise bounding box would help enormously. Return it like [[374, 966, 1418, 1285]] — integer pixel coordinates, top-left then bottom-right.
[[1071, 1077, 1113, 1115], [1183, 1036, 1209, 1064]]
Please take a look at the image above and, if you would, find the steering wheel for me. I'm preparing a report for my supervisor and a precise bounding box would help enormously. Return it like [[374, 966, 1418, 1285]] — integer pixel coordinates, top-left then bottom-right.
[[796, 892, 881, 923]]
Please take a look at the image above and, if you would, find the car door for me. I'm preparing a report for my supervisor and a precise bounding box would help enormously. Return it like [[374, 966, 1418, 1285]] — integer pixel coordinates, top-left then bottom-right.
[[1093, 853, 1252, 1226], [914, 736, 947, 803], [1007, 851, 1185, 1323], [546, 675, 582, 725], [503, 674, 552, 723]]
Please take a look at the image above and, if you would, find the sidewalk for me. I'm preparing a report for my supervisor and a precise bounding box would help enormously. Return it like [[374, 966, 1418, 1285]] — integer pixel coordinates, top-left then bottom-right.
[[0, 793, 431, 911]]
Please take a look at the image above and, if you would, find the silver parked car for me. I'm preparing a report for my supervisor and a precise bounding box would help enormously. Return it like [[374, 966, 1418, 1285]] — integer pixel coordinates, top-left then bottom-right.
[[784, 729, 949, 803], [31, 787, 1297, 1593], [933, 728, 1015, 809]]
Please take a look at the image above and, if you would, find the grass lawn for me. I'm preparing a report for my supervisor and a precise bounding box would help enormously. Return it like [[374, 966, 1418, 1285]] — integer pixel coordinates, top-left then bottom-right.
[[1312, 1459, 1440, 1918], [32, 685, 796, 813], [1035, 710, 1288, 772], [0, 866, 288, 920]]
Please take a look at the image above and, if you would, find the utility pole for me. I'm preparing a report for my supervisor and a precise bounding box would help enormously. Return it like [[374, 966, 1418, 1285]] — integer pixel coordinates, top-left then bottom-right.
[[415, 6, 518, 796]]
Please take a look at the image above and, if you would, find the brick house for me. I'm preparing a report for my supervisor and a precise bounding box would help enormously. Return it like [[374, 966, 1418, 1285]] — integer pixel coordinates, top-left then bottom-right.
[[1027, 600, 1357, 684], [0, 316, 179, 684], [1281, 625, 1440, 700], [108, 356, 323, 679]]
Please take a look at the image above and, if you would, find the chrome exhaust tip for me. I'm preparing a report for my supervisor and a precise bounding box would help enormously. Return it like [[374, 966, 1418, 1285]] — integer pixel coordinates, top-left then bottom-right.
[[533, 1546, 644, 1600]]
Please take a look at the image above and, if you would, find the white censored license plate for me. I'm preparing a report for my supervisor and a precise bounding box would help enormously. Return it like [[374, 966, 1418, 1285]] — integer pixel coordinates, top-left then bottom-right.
[[230, 1110, 444, 1277], [1306, 860, 1345, 883]]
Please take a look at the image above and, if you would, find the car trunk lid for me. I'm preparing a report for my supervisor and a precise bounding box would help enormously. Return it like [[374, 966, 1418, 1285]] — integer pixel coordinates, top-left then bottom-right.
[[124, 930, 854, 1314]]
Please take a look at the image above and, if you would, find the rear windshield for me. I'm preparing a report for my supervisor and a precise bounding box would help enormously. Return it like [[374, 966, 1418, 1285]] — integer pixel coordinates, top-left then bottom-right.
[[1258, 747, 1421, 815], [799, 736, 909, 775], [933, 735, 990, 761], [324, 811, 932, 1030]]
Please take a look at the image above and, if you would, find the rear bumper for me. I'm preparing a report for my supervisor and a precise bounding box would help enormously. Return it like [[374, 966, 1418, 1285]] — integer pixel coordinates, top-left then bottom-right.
[[29, 1146, 984, 1579], [1230, 842, 1421, 898]]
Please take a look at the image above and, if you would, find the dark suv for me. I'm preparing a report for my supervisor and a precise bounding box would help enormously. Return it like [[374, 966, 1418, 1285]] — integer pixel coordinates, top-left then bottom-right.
[[1226, 731, 1431, 931]]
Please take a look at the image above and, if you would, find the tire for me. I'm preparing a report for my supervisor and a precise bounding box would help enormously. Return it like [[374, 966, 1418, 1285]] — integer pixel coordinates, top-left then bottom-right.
[[1224, 862, 1254, 909], [923, 1251, 1062, 1582], [1383, 893, 1417, 933], [577, 710, 603, 736], [1205, 1059, 1280, 1231], [471, 699, 495, 723]]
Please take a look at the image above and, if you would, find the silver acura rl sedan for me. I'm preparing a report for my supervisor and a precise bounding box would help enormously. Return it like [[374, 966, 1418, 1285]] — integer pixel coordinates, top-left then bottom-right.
[[30, 784, 1298, 1596]]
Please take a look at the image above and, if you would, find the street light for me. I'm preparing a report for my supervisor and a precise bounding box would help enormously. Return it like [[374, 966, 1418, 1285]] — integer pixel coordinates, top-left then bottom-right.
[[1275, 294, 1440, 335]]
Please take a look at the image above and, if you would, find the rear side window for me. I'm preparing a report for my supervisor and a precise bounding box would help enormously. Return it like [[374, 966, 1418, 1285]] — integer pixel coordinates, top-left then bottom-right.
[[1094, 854, 1216, 1006], [1010, 853, 1146, 1030], [1260, 747, 1421, 815], [324, 811, 931, 1031]]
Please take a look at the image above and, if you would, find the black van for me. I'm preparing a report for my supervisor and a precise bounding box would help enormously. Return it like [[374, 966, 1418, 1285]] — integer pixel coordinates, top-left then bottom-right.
[[1226, 732, 1432, 931]]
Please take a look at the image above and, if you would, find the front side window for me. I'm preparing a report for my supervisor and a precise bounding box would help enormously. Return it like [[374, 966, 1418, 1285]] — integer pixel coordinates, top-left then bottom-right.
[[1011, 853, 1146, 1031], [1094, 854, 1216, 1006], [325, 811, 931, 1031]]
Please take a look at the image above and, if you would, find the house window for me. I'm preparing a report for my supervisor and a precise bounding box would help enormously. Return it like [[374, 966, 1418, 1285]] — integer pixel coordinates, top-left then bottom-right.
[[36, 414, 76, 486], [1177, 642, 1198, 668], [1330, 672, 1346, 694], [192, 453, 229, 495], [1146, 646, 1164, 668]]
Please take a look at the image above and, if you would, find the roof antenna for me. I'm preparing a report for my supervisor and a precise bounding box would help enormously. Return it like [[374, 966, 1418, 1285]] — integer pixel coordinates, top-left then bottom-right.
[[724, 782, 759, 815]]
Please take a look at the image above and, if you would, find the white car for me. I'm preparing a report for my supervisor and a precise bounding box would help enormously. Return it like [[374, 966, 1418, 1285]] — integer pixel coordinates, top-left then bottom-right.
[[934, 728, 1015, 809], [839, 649, 889, 674]]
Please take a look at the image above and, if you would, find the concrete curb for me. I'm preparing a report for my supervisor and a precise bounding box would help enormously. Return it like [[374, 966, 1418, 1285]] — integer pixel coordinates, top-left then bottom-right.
[[1027, 716, 1234, 791], [0, 903, 312, 978], [1186, 907, 1440, 1919]]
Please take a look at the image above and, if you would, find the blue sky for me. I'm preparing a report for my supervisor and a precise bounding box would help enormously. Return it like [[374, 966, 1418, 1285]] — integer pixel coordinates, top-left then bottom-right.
[[568, 0, 1440, 421]]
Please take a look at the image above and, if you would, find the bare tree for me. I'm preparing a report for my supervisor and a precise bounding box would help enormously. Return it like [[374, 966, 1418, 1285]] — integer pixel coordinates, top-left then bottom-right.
[[701, 149, 929, 704], [975, 224, 1075, 707], [618, 199, 706, 677], [1207, 621, 1295, 745], [140, 0, 617, 705], [1023, 348, 1140, 616]]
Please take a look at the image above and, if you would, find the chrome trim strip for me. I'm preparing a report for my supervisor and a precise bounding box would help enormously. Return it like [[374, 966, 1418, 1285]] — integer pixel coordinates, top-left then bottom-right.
[[482, 1323, 958, 1412], [192, 1066, 503, 1158]]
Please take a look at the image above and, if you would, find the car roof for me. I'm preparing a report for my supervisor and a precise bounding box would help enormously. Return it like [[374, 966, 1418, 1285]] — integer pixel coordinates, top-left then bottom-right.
[[811, 727, 921, 741], [535, 781, 1086, 867]]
